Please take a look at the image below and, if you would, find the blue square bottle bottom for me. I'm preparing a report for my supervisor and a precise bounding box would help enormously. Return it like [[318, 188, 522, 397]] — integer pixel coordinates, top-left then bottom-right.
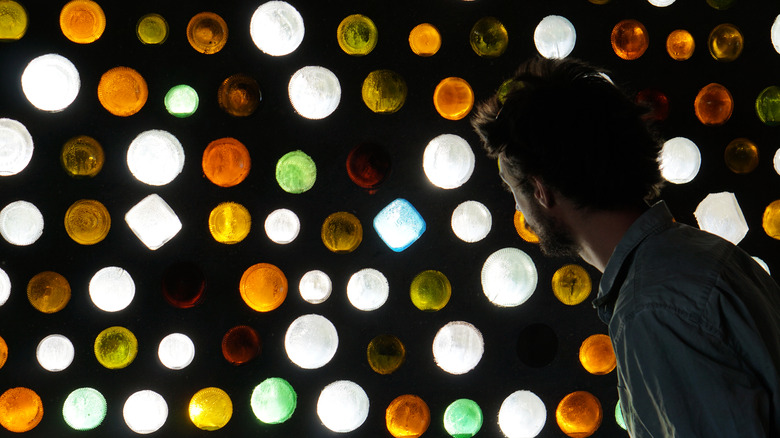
[[373, 198, 426, 252]]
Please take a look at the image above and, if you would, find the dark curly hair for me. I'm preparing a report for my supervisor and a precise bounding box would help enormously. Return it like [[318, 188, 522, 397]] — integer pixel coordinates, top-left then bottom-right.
[[471, 57, 664, 210]]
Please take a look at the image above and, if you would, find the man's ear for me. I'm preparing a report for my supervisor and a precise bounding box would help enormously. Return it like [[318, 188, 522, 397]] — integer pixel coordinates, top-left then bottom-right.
[[530, 176, 555, 209]]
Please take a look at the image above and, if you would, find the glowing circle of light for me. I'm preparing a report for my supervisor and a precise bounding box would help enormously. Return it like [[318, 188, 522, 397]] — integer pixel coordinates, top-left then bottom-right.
[[299, 270, 332, 304], [410, 270, 451, 311], [0, 335, 6, 369], [753, 257, 771, 274], [0, 267, 9, 306], [0, 118, 34, 176], [443, 399, 483, 438], [136, 13, 168, 45], [409, 23, 441, 56], [361, 69, 407, 113], [432, 321, 484, 375], [62, 387, 107, 431], [423, 134, 475, 189], [337, 14, 378, 56], [265, 208, 300, 244], [556, 391, 602, 437], [708, 23, 743, 62], [774, 148, 780, 175], [60, 0, 106, 44], [0, 0, 27, 40], [648, 0, 675, 5], [0, 200, 43, 246], [551, 264, 592, 306], [288, 66, 341, 119], [694, 83, 733, 126], [0, 387, 43, 432], [164, 84, 199, 118], [433, 77, 474, 120], [202, 137, 251, 187], [579, 334, 616, 375], [61, 135, 103, 178], [89, 266, 135, 312], [36, 334, 74, 372], [27, 271, 70, 313], [481, 247, 538, 307], [251, 377, 297, 424], [189, 387, 232, 431], [724, 138, 759, 174], [470, 17, 508, 57], [322, 211, 363, 253], [615, 401, 627, 430], [756, 86, 780, 126], [773, 15, 780, 55], [347, 268, 389, 311], [208, 202, 251, 244], [451, 200, 492, 242], [126, 130, 185, 186], [346, 142, 391, 189], [221, 325, 261, 364], [666, 29, 695, 61], [218, 74, 262, 116], [250, 1, 304, 56], [694, 192, 748, 245], [659, 137, 701, 184], [97, 67, 148, 117], [63, 199, 110, 245], [765, 200, 780, 240], [386, 394, 430, 438], [158, 333, 195, 370], [124, 194, 182, 250], [94, 326, 137, 369], [367, 334, 406, 374], [534, 15, 576, 59], [276, 150, 317, 193], [239, 263, 288, 312], [21, 53, 80, 112], [611, 19, 649, 60], [284, 314, 338, 369], [498, 390, 547, 438], [317, 380, 369, 433], [186, 12, 228, 55], [123, 390, 168, 434]]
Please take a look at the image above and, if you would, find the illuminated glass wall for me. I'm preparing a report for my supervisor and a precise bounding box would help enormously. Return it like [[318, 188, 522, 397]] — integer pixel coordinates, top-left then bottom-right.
[[1, 0, 779, 436]]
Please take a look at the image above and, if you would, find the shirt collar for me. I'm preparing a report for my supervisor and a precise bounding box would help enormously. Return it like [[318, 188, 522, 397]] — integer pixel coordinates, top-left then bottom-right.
[[593, 201, 676, 309]]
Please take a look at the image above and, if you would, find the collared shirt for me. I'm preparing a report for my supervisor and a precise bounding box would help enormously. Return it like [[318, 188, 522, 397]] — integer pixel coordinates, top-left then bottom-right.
[[593, 201, 780, 437]]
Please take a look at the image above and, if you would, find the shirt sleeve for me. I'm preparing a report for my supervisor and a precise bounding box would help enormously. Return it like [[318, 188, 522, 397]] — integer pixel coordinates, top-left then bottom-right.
[[614, 306, 772, 438]]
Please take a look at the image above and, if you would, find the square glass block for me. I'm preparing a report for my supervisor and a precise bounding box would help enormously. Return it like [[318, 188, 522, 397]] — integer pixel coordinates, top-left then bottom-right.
[[125, 194, 182, 250], [373, 198, 425, 252]]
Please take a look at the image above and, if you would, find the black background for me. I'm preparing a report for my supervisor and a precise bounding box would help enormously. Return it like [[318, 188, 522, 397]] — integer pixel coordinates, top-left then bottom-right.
[[1, 0, 779, 437]]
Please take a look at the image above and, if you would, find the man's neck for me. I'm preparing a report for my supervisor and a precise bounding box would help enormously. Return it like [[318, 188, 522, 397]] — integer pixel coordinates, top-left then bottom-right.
[[571, 205, 647, 272]]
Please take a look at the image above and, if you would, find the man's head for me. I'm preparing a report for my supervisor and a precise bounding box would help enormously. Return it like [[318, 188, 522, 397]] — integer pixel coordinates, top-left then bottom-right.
[[472, 57, 664, 256]]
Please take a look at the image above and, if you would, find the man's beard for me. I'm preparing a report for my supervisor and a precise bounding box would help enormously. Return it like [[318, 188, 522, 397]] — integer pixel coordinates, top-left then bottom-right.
[[527, 201, 581, 258]]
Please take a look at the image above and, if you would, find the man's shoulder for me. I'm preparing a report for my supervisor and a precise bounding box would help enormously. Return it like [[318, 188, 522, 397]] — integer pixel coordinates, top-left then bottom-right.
[[637, 221, 734, 266], [614, 221, 779, 330], [612, 224, 734, 319], [629, 223, 732, 289]]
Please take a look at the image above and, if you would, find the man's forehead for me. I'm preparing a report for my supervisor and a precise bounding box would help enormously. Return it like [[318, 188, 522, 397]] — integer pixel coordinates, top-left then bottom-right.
[[497, 154, 520, 178], [497, 153, 511, 170]]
